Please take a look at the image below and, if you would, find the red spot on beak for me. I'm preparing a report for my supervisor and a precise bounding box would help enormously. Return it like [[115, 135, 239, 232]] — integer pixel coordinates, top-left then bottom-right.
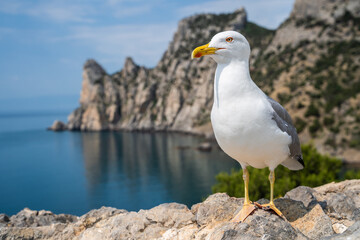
[[195, 52, 202, 58]]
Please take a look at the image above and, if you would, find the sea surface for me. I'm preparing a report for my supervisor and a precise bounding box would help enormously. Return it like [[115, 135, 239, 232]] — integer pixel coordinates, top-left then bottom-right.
[[0, 111, 239, 216]]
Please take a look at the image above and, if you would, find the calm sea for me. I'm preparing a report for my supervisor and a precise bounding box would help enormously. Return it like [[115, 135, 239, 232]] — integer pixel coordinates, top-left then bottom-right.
[[0, 111, 239, 216]]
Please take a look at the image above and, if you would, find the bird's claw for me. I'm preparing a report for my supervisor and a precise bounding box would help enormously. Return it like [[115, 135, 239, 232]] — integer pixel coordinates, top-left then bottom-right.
[[257, 202, 286, 220]]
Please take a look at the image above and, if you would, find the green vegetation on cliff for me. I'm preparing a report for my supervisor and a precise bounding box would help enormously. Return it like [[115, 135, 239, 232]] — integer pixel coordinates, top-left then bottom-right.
[[212, 144, 360, 200]]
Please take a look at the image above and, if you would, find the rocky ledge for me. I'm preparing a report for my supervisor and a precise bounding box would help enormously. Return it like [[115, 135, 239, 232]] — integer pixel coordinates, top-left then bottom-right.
[[1, 180, 360, 240]]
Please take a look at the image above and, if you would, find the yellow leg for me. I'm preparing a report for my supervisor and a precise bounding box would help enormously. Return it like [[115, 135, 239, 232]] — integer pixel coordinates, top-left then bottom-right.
[[261, 170, 285, 218], [231, 168, 256, 222]]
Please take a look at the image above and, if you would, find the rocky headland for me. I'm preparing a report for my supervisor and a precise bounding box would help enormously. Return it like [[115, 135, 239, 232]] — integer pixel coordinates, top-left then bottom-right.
[[51, 0, 360, 163], [1, 180, 360, 239]]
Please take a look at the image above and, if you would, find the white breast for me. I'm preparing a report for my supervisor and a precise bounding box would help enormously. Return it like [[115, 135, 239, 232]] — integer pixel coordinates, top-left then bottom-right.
[[211, 61, 291, 170]]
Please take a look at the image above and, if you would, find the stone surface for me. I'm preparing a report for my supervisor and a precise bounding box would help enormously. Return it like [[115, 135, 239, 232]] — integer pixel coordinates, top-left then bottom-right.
[[292, 203, 334, 239], [48, 120, 66, 131], [285, 186, 318, 208], [1, 180, 360, 239], [7, 208, 78, 228], [267, 0, 360, 52], [0, 214, 10, 228], [323, 221, 360, 240]]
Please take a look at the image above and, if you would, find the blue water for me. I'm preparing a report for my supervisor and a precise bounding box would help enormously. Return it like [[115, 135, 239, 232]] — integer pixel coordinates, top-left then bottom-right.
[[0, 112, 239, 216]]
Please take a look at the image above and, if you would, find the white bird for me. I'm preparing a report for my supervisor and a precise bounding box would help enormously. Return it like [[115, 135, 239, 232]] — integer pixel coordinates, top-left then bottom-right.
[[192, 31, 304, 222]]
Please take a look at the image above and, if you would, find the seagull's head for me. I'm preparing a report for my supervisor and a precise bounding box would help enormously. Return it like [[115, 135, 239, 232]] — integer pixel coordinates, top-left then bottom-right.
[[191, 31, 250, 64]]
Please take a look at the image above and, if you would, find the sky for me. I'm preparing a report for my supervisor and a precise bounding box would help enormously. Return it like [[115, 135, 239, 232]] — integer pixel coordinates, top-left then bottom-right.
[[0, 0, 295, 111]]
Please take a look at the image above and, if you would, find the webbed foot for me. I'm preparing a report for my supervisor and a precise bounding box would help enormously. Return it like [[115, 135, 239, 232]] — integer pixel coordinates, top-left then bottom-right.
[[231, 203, 257, 222]]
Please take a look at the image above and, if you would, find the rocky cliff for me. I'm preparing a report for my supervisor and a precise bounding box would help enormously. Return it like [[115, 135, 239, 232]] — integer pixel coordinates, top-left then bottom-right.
[[57, 0, 360, 162], [64, 8, 261, 136], [1, 180, 360, 239]]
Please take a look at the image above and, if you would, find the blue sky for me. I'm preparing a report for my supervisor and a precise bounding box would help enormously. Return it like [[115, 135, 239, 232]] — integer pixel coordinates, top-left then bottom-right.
[[0, 0, 294, 110]]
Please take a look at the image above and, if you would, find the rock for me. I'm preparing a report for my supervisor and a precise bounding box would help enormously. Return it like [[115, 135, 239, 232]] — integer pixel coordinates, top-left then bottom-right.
[[76, 203, 195, 240], [197, 142, 212, 152], [323, 221, 360, 240], [267, 0, 360, 53], [66, 107, 83, 130], [1, 180, 360, 239], [208, 211, 307, 240], [283, 180, 360, 237], [48, 120, 67, 131], [291, 203, 334, 239], [8, 208, 77, 228], [274, 198, 334, 239], [66, 59, 121, 131], [285, 186, 319, 208], [332, 222, 348, 234], [0, 214, 10, 227], [80, 59, 107, 105], [314, 180, 360, 222], [326, 193, 360, 221], [291, 0, 360, 24], [193, 193, 242, 226], [274, 198, 308, 222]]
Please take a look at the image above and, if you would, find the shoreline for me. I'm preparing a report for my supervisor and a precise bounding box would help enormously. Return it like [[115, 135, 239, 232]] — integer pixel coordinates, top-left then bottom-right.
[[48, 122, 360, 165]]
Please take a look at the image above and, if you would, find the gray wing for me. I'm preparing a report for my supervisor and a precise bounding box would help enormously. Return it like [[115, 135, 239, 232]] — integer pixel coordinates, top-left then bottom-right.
[[267, 96, 304, 170]]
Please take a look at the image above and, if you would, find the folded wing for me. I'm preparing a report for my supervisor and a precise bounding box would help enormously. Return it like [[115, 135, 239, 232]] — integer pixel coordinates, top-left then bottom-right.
[[267, 96, 304, 170]]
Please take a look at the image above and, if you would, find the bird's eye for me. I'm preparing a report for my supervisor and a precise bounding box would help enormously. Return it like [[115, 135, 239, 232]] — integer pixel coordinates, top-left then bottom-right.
[[226, 37, 234, 43]]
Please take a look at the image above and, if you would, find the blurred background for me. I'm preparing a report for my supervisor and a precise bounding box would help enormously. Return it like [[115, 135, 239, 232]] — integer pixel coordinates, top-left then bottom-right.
[[1, 0, 359, 216]]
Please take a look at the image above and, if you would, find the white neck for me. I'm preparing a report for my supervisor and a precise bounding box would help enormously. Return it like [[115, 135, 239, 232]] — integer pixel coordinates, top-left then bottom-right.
[[213, 59, 259, 108]]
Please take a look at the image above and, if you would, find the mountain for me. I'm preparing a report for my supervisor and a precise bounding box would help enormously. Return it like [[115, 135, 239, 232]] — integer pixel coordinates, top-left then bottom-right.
[[59, 0, 360, 163]]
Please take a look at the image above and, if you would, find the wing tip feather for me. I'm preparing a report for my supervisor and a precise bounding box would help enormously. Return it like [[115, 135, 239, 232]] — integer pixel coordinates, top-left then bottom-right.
[[296, 155, 305, 168]]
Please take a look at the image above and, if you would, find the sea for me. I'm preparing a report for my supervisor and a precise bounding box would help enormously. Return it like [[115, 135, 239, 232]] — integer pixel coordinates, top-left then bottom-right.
[[0, 110, 239, 216]]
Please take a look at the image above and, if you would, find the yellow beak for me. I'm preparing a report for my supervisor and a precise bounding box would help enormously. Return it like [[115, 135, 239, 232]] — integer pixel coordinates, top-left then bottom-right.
[[191, 43, 218, 59]]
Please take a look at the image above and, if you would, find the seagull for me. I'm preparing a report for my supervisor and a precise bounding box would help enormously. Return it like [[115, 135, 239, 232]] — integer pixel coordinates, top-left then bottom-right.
[[191, 31, 304, 222]]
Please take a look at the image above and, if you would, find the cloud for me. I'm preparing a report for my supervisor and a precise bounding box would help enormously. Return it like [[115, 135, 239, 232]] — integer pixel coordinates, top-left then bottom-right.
[[27, 2, 95, 23], [105, 0, 161, 19], [0, 0, 165, 23], [0, 0, 177, 69], [178, 0, 244, 17], [178, 0, 294, 29], [60, 23, 177, 68], [0, 27, 15, 40], [0, 0, 95, 23], [0, 1, 22, 14], [106, 0, 153, 7], [242, 0, 293, 29], [112, 4, 152, 18]]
